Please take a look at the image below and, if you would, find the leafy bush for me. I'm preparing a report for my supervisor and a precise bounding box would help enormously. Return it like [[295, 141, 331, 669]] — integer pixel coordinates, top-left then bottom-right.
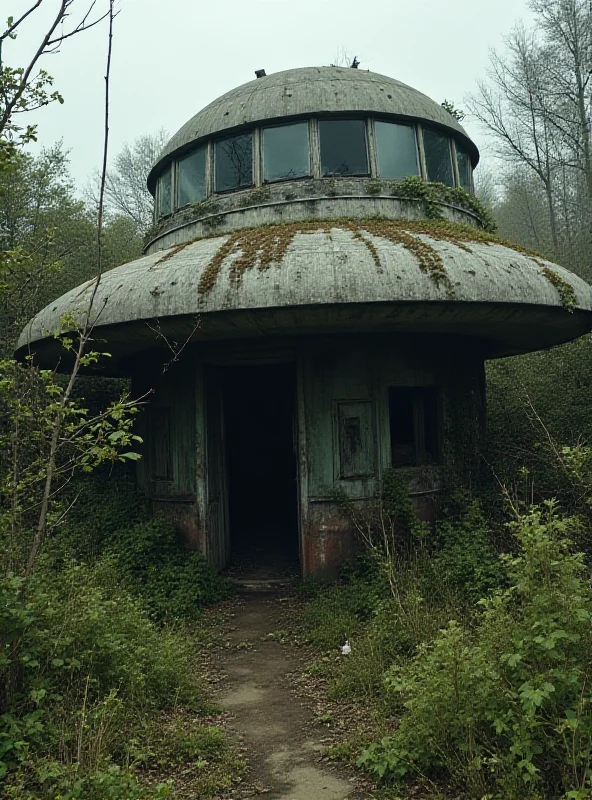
[[50, 473, 231, 620], [431, 497, 505, 601], [107, 515, 231, 619], [0, 560, 202, 795], [358, 503, 592, 799]]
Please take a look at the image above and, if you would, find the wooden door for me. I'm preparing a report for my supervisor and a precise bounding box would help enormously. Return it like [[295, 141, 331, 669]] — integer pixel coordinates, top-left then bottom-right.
[[205, 368, 230, 570]]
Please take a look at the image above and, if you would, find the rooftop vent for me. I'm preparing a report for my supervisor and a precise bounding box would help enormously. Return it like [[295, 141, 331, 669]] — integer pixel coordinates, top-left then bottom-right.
[[255, 69, 266, 78]]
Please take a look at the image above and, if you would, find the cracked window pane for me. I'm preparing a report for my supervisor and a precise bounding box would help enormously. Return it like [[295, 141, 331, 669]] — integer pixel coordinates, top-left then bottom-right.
[[375, 121, 419, 179], [319, 119, 368, 176], [215, 133, 253, 192], [177, 146, 206, 206], [457, 146, 472, 192], [263, 123, 310, 182], [157, 166, 172, 218], [423, 129, 454, 187]]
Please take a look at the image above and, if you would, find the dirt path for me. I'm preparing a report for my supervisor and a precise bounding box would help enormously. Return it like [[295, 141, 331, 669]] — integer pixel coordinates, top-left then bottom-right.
[[210, 589, 368, 799]]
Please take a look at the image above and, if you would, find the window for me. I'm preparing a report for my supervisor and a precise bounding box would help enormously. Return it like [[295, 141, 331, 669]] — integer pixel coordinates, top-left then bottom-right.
[[177, 146, 206, 206], [319, 119, 368, 176], [456, 146, 473, 193], [389, 388, 439, 467], [157, 165, 172, 218], [215, 133, 253, 192], [375, 121, 419, 179], [423, 129, 454, 187], [263, 122, 309, 182]]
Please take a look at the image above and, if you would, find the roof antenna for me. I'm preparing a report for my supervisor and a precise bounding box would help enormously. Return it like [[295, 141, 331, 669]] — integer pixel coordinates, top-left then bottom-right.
[[255, 69, 266, 78], [351, 56, 360, 69]]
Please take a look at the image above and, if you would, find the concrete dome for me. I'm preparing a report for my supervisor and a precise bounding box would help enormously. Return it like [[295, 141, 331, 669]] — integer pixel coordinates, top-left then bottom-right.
[[17, 220, 591, 373], [147, 66, 478, 192]]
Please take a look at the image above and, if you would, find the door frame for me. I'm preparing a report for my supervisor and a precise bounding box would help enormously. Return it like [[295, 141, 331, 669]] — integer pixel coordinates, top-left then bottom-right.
[[202, 358, 303, 572]]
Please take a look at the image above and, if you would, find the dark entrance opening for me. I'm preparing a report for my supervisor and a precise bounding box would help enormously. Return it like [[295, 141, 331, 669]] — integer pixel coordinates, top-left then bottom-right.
[[222, 363, 299, 577]]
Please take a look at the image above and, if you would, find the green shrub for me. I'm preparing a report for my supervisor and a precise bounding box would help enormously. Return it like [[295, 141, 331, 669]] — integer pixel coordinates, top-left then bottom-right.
[[431, 497, 505, 601], [0, 560, 202, 795], [107, 515, 231, 619], [358, 503, 592, 799], [49, 473, 231, 620]]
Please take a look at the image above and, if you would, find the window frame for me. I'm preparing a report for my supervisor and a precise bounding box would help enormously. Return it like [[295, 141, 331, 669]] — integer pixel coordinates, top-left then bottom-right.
[[422, 127, 455, 188], [261, 120, 312, 184], [318, 117, 371, 178], [156, 164, 173, 220], [388, 386, 440, 468], [214, 130, 255, 194], [175, 144, 207, 209], [373, 118, 421, 180]]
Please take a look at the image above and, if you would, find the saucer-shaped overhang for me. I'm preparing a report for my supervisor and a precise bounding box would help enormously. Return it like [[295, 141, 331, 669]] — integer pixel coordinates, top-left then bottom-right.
[[16, 221, 591, 374]]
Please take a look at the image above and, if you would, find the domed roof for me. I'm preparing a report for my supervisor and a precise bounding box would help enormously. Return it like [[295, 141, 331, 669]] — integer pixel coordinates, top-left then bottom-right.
[[17, 220, 590, 374], [147, 67, 479, 192]]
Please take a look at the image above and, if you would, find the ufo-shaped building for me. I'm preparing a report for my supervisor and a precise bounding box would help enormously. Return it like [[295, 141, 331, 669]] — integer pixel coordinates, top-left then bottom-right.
[[18, 67, 591, 578]]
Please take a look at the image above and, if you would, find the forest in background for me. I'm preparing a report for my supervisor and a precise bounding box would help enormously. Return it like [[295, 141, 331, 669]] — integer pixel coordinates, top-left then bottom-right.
[[3, 0, 592, 798]]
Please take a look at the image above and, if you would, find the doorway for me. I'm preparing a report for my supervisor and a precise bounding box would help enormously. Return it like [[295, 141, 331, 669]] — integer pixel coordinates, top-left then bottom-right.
[[219, 363, 299, 577]]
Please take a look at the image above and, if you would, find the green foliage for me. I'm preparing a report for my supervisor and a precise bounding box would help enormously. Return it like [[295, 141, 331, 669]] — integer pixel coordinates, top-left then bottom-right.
[[391, 176, 497, 232], [0, 561, 201, 796], [107, 515, 231, 620], [0, 359, 141, 575], [359, 504, 592, 798], [485, 335, 592, 522], [51, 473, 231, 620], [432, 496, 505, 601]]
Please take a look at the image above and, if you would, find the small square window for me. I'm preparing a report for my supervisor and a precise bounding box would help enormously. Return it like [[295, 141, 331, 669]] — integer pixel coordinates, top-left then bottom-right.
[[389, 387, 439, 467]]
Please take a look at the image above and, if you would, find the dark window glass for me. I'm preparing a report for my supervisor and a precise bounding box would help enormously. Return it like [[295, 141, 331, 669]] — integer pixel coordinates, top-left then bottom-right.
[[456, 146, 472, 192], [423, 129, 454, 186], [157, 166, 172, 218], [215, 133, 253, 192], [319, 119, 368, 176], [263, 122, 309, 182], [177, 146, 206, 206], [389, 387, 439, 467], [375, 121, 419, 179]]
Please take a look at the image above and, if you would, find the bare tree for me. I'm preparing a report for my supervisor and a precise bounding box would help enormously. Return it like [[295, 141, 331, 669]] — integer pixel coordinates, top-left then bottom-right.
[[95, 129, 169, 232], [467, 25, 562, 255], [0, 1, 114, 145]]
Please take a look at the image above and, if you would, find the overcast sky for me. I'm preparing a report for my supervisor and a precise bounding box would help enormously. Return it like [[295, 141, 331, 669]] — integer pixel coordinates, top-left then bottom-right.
[[12, 0, 536, 190]]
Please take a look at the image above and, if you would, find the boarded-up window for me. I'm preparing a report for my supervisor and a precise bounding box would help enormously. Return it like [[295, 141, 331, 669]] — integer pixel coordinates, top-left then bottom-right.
[[151, 407, 172, 480], [389, 388, 439, 467], [336, 400, 375, 479]]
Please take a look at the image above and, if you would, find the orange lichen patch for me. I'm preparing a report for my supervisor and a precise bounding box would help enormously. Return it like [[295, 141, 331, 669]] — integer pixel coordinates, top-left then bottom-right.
[[195, 218, 548, 300]]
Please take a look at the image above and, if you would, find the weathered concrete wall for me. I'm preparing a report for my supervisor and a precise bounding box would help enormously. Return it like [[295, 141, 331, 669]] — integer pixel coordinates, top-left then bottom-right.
[[135, 334, 486, 580], [145, 178, 480, 253], [134, 361, 202, 549]]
